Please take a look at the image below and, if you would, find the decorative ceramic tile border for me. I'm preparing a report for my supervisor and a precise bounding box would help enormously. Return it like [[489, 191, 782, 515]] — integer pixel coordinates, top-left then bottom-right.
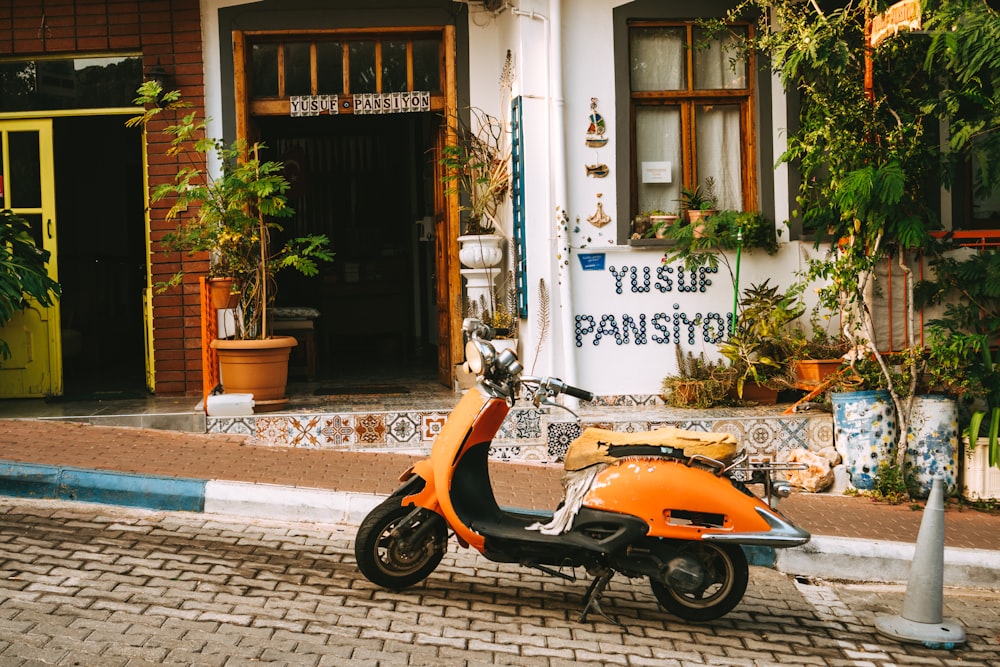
[[207, 405, 832, 466]]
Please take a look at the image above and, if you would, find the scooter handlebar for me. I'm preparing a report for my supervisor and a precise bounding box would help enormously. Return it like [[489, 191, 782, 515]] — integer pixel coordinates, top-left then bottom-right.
[[526, 376, 594, 402], [563, 384, 595, 402]]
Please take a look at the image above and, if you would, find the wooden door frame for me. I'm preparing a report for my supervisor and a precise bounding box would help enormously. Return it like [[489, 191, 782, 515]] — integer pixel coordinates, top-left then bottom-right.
[[231, 24, 461, 385]]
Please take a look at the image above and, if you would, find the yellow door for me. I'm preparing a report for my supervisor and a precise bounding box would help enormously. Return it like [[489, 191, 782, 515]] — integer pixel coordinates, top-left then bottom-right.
[[0, 119, 61, 397]]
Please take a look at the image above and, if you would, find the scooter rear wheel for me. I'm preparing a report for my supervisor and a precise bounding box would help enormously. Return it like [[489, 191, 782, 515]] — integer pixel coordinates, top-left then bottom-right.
[[649, 542, 748, 622], [355, 497, 448, 590]]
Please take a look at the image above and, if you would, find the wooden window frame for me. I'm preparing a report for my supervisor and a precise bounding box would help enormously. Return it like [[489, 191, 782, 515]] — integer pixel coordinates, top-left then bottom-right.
[[235, 27, 448, 118], [628, 20, 757, 217]]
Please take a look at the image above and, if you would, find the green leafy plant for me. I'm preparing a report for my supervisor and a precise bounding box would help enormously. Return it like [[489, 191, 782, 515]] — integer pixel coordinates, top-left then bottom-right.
[[661, 209, 779, 288], [128, 81, 334, 340], [0, 210, 61, 360], [713, 0, 1000, 479], [720, 280, 805, 397], [918, 246, 1000, 467], [677, 177, 718, 212]]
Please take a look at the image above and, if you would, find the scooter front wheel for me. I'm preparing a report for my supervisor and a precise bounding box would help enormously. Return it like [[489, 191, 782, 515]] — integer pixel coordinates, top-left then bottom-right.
[[649, 542, 748, 622], [355, 496, 448, 590]]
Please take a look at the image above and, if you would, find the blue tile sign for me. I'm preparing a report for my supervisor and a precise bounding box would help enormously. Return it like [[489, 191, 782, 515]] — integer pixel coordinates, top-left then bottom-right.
[[578, 253, 606, 271]]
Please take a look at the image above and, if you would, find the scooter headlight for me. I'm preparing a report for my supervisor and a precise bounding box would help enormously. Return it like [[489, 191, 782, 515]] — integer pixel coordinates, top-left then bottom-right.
[[465, 339, 495, 376]]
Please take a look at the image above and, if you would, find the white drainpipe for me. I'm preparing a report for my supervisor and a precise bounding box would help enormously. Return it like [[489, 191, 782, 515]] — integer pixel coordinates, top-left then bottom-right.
[[512, 1, 576, 388]]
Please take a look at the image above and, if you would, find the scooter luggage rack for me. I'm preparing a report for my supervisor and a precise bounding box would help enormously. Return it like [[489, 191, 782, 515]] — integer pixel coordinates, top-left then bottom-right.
[[725, 453, 808, 509]]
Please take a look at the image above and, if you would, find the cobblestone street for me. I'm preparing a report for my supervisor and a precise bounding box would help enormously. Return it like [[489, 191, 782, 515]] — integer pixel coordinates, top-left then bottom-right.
[[0, 498, 996, 666]]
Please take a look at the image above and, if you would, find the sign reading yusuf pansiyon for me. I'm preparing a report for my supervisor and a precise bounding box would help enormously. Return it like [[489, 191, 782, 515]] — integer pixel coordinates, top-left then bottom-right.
[[869, 0, 922, 48], [290, 91, 431, 117]]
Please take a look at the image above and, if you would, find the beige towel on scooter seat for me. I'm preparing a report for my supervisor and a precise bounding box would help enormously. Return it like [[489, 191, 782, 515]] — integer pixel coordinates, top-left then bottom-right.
[[563, 426, 738, 471]]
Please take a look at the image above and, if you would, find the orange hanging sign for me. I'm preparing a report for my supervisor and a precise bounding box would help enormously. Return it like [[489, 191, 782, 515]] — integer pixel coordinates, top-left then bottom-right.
[[869, 0, 922, 48]]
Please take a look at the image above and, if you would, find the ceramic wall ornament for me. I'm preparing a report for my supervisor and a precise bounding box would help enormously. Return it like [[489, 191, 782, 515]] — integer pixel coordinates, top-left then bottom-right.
[[586, 163, 609, 178], [585, 97, 608, 148], [587, 193, 611, 228]]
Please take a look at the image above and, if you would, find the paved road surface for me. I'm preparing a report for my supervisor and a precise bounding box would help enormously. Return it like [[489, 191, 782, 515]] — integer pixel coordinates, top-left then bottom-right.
[[0, 498, 996, 666]]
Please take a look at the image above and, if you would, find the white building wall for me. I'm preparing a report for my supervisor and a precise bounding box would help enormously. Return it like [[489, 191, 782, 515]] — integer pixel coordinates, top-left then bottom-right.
[[461, 0, 821, 395]]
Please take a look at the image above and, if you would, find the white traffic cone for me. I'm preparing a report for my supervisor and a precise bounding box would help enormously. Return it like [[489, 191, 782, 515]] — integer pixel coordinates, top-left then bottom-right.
[[875, 475, 966, 648]]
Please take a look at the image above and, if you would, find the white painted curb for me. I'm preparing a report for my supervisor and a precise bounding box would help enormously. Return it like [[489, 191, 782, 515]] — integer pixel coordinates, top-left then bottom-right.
[[775, 535, 1000, 590], [204, 481, 384, 525]]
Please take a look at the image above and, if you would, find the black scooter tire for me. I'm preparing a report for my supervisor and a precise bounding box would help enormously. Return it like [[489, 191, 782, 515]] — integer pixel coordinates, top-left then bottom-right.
[[355, 496, 448, 590], [649, 542, 749, 622]]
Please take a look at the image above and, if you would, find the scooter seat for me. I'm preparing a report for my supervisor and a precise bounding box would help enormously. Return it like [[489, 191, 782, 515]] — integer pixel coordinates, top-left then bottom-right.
[[564, 427, 737, 471]]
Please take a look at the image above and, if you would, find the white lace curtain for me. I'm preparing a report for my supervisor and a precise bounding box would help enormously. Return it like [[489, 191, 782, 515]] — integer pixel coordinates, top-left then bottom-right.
[[631, 26, 746, 213]]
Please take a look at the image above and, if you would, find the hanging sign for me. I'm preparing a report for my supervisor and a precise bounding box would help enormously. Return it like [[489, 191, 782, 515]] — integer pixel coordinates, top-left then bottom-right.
[[869, 0, 921, 48], [354, 91, 431, 115]]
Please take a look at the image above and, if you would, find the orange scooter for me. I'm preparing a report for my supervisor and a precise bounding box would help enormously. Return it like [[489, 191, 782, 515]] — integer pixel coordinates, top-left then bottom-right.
[[355, 319, 810, 623]]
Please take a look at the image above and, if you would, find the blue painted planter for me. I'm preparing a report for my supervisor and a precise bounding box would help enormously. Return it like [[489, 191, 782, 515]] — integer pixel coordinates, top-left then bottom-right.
[[905, 394, 958, 498], [832, 390, 896, 490]]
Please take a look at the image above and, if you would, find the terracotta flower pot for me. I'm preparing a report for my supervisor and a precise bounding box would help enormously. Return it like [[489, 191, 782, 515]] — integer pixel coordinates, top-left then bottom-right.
[[208, 277, 237, 310], [210, 336, 297, 412], [792, 359, 843, 388]]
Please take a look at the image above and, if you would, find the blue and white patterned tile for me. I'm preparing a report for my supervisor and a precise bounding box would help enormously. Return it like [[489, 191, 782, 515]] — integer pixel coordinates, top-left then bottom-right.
[[704, 419, 748, 445], [510, 408, 542, 439], [612, 421, 652, 433], [207, 416, 255, 436], [808, 415, 835, 449], [385, 412, 420, 446]]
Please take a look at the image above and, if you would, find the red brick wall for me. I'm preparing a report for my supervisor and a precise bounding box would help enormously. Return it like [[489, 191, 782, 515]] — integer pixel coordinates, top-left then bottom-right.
[[0, 0, 207, 396]]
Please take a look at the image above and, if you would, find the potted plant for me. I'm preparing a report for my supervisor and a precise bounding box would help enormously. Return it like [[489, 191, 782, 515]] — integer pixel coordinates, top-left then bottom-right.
[[129, 82, 334, 410], [677, 177, 718, 225], [441, 107, 510, 270], [0, 209, 61, 361], [719, 279, 804, 403], [660, 345, 735, 409], [784, 310, 849, 389]]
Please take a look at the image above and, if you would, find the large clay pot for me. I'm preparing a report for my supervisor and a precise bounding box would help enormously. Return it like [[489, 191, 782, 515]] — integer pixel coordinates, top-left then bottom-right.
[[210, 336, 297, 412]]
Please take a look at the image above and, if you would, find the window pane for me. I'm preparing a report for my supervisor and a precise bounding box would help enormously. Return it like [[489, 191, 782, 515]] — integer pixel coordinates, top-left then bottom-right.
[[8, 131, 41, 209], [251, 43, 279, 97], [630, 27, 686, 91], [0, 57, 142, 112], [696, 104, 743, 210], [693, 27, 748, 90], [285, 42, 312, 96], [412, 39, 440, 92], [316, 42, 344, 94], [349, 41, 377, 93], [635, 106, 683, 213], [382, 40, 408, 92]]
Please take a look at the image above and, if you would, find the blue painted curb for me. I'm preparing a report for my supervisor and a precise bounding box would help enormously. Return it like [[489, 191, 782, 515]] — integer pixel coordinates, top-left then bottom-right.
[[0, 460, 206, 512]]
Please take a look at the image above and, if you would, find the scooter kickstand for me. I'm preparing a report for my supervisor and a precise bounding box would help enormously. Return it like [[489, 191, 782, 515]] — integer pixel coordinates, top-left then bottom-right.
[[579, 569, 627, 632]]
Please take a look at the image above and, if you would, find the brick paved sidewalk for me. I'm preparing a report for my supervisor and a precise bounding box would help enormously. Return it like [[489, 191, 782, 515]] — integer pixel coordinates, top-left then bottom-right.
[[1, 418, 999, 552]]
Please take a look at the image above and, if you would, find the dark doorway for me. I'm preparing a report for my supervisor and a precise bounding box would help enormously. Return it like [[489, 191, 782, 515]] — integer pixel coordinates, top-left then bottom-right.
[[53, 115, 147, 398], [255, 112, 440, 381]]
